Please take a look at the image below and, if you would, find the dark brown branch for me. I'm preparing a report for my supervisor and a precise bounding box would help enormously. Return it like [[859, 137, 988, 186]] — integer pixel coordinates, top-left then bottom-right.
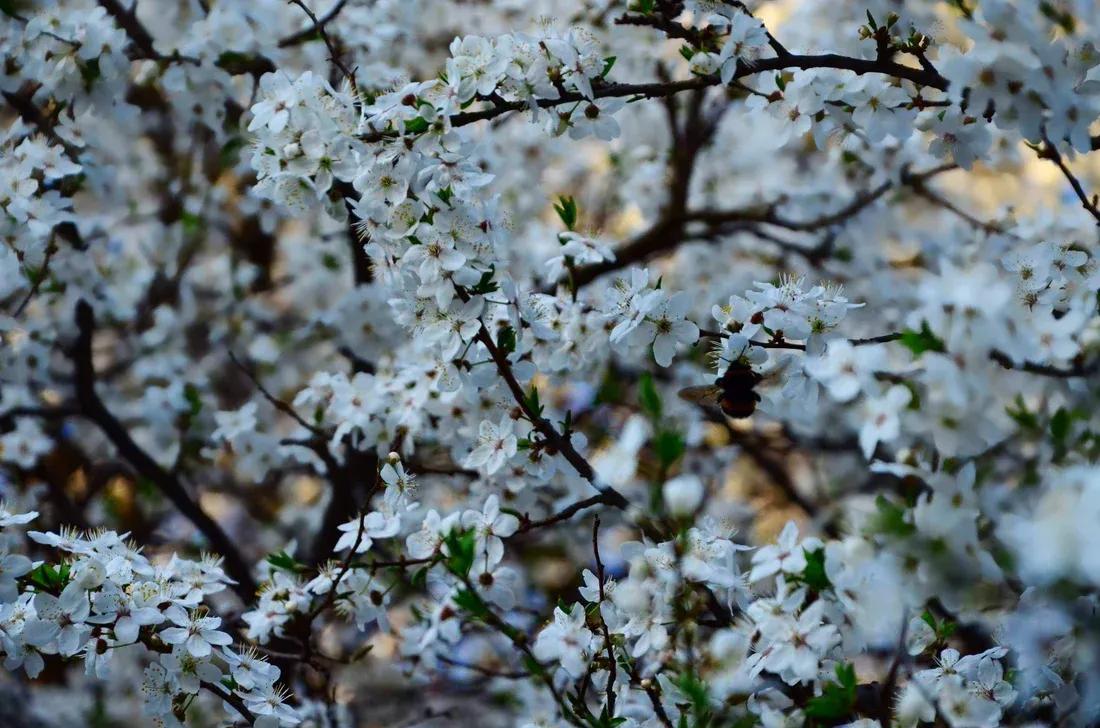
[[592, 516, 618, 717], [2, 87, 81, 159], [560, 84, 716, 292], [69, 300, 258, 600], [475, 326, 628, 509], [1038, 137, 1100, 225], [202, 680, 257, 725], [278, 0, 351, 48], [615, 12, 714, 46], [287, 0, 359, 96], [444, 53, 947, 130], [989, 350, 1098, 378], [696, 329, 903, 349], [697, 326, 1096, 378], [334, 180, 373, 286], [228, 351, 324, 437], [904, 167, 1005, 234], [569, 164, 956, 289], [98, 0, 158, 60], [516, 494, 610, 533], [99, 0, 274, 76], [12, 241, 57, 317], [306, 442, 373, 565]]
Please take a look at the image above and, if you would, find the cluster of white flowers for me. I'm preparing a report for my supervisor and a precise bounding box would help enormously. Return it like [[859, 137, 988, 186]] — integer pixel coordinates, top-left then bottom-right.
[[0, 507, 298, 727], [5, 0, 1100, 725], [605, 268, 701, 366], [714, 275, 863, 344]]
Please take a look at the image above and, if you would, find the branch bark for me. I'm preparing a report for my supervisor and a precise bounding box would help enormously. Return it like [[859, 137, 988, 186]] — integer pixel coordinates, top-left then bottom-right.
[[70, 300, 258, 600], [475, 326, 628, 509]]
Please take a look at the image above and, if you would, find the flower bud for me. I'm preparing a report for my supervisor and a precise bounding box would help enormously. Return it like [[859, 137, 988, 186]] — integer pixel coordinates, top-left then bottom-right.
[[662, 474, 704, 517]]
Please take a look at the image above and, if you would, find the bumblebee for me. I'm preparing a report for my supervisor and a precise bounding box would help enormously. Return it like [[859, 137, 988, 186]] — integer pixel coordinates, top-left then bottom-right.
[[677, 361, 765, 418]]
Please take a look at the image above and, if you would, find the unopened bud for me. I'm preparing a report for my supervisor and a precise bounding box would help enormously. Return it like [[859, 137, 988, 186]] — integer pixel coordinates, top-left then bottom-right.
[[663, 474, 705, 517]]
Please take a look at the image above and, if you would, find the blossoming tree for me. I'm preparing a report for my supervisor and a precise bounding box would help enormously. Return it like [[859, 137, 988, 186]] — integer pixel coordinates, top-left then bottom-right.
[[2, 0, 1100, 725]]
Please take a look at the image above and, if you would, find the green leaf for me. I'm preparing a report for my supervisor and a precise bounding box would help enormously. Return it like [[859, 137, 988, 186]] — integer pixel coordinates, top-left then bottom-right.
[[654, 430, 685, 469], [180, 211, 203, 237], [638, 372, 662, 421], [216, 51, 254, 71], [496, 324, 516, 356], [901, 379, 921, 411], [601, 56, 617, 78], [23, 263, 47, 286], [920, 609, 957, 642], [595, 369, 624, 406], [453, 588, 490, 620], [26, 562, 71, 593], [403, 116, 430, 135], [79, 58, 101, 89], [521, 654, 547, 678], [183, 383, 203, 418], [410, 565, 430, 589], [1006, 395, 1040, 431], [443, 529, 477, 576], [800, 548, 832, 591], [526, 386, 544, 418], [899, 322, 946, 357], [265, 550, 305, 574], [560, 409, 573, 434], [673, 671, 711, 724], [469, 265, 498, 295], [870, 495, 915, 537], [553, 196, 578, 231], [805, 663, 857, 719], [1050, 407, 1072, 443]]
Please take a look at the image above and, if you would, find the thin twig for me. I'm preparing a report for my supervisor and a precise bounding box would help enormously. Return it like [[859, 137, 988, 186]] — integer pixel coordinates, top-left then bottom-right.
[[278, 0, 350, 47], [593, 516, 618, 718], [516, 494, 611, 533], [288, 0, 359, 97], [1038, 136, 1100, 225], [202, 680, 257, 725], [475, 325, 628, 509], [12, 242, 57, 317], [228, 350, 325, 436]]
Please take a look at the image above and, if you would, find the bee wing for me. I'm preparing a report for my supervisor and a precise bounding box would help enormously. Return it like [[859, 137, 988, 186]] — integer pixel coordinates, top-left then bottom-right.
[[677, 385, 725, 408], [756, 357, 794, 388]]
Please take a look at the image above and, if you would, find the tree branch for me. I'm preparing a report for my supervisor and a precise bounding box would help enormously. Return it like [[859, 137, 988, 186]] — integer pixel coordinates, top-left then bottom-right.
[[287, 0, 359, 96], [475, 326, 628, 509], [443, 53, 947, 130], [515, 494, 610, 533], [278, 0, 351, 48], [69, 300, 258, 600], [568, 164, 956, 289], [1038, 136, 1100, 225]]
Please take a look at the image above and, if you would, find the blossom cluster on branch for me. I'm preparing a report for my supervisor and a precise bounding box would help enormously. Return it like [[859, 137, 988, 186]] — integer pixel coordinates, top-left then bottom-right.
[[3, 0, 1100, 726]]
